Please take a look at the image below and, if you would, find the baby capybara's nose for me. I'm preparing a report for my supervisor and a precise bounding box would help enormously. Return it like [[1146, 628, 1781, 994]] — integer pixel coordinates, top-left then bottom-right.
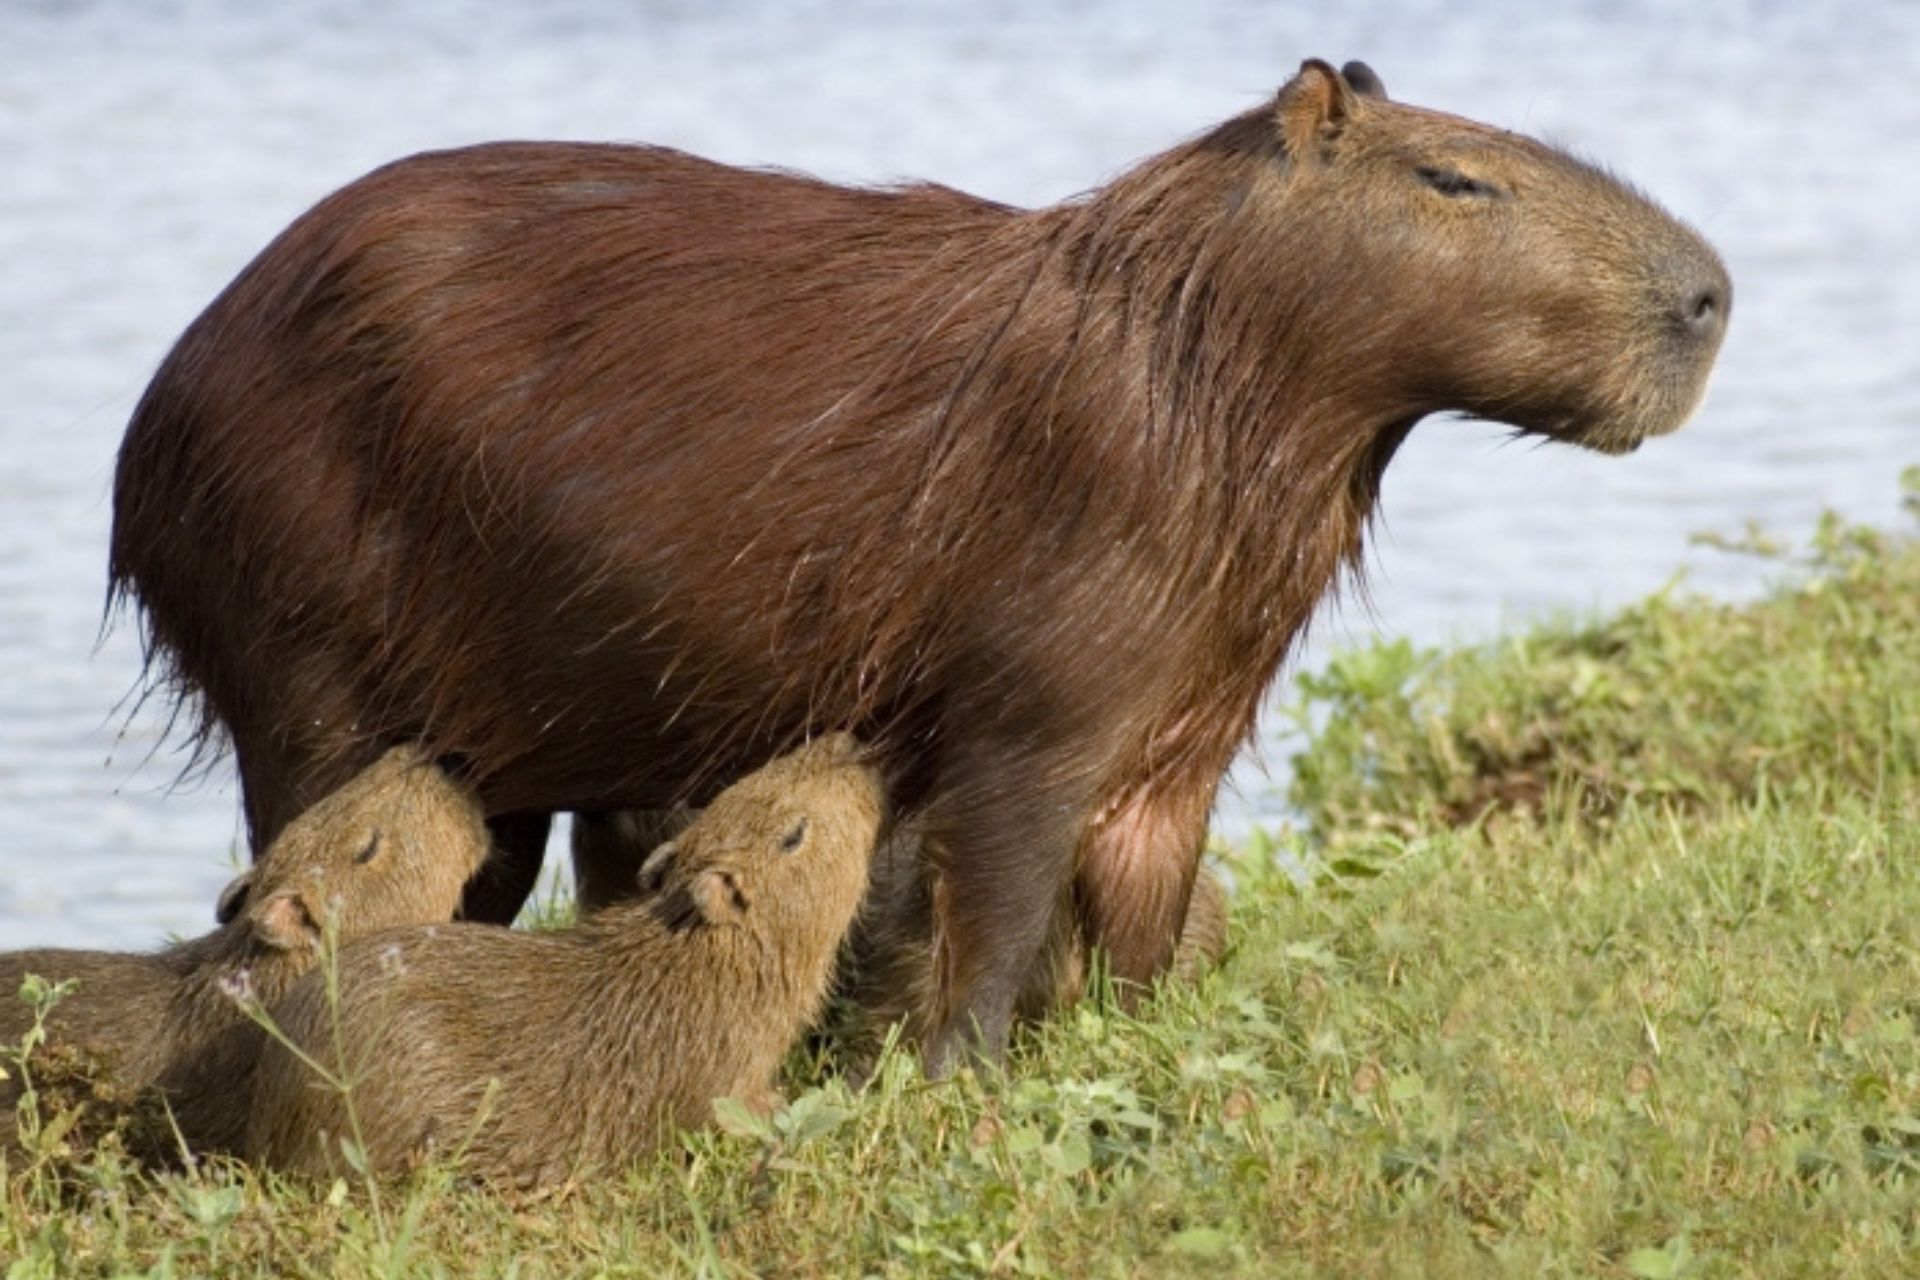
[[811, 732, 862, 765]]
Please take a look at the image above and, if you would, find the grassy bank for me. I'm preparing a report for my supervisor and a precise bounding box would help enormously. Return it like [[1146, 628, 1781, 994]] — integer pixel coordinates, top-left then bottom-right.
[[7, 481, 1919, 1278]]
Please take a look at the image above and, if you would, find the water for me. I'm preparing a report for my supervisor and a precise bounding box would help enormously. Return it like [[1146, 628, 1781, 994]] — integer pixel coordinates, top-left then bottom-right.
[[2, 0, 1915, 949]]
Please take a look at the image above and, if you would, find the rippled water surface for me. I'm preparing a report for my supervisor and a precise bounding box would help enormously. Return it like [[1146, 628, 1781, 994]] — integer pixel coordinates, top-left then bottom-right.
[[3, 0, 1916, 947]]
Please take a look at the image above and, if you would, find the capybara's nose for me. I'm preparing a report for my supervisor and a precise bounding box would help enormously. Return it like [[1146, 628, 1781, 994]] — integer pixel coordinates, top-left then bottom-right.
[[1672, 257, 1732, 347], [813, 732, 860, 762]]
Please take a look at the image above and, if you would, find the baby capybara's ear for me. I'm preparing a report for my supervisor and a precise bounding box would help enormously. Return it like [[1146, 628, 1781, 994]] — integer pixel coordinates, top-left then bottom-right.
[[688, 869, 750, 926], [215, 868, 254, 925], [635, 841, 678, 897], [1340, 60, 1387, 100], [1277, 58, 1360, 160], [251, 891, 322, 951]]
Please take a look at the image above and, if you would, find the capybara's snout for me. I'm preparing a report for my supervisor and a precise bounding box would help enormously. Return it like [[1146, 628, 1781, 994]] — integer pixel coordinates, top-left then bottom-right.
[[1633, 230, 1733, 450], [1662, 242, 1732, 351], [809, 731, 864, 768], [796, 732, 888, 827]]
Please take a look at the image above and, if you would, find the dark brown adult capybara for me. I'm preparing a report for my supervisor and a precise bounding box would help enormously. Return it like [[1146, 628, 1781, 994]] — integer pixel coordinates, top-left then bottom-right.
[[244, 735, 881, 1185], [108, 60, 1730, 1073], [0, 748, 488, 1154]]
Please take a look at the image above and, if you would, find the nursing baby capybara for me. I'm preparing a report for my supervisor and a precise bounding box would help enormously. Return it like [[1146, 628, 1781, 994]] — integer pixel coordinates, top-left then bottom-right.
[[109, 59, 1730, 1073], [245, 735, 880, 1185], [1, 748, 488, 1154]]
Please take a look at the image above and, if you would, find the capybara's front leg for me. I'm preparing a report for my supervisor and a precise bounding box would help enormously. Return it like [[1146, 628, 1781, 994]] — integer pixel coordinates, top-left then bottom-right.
[[459, 811, 553, 924], [1076, 779, 1215, 995], [918, 772, 1086, 1075]]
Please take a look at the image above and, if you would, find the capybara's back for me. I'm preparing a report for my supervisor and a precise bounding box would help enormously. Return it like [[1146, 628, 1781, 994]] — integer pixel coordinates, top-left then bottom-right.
[[111, 61, 1728, 1070], [246, 736, 881, 1185], [0, 748, 489, 1153]]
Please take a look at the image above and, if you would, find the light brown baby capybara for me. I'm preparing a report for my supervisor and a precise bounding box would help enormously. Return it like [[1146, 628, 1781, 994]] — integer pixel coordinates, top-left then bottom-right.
[[0, 748, 488, 1155], [111, 58, 1731, 1071], [245, 734, 882, 1185]]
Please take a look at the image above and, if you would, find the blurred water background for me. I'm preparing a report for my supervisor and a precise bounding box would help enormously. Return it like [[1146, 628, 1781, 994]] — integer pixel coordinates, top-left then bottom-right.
[[2, 0, 1915, 947]]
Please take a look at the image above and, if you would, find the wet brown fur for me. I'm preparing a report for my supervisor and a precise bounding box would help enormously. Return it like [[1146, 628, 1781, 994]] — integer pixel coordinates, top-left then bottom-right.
[[243, 736, 881, 1185], [108, 61, 1729, 1070], [1, 748, 488, 1154]]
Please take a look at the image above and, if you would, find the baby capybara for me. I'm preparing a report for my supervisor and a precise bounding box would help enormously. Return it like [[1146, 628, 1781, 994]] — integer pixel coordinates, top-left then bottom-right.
[[1, 748, 488, 1154], [110, 60, 1731, 1071], [245, 735, 881, 1185]]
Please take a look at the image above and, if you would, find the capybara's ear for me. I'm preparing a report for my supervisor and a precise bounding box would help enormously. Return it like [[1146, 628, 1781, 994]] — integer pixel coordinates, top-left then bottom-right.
[[1277, 58, 1359, 160], [688, 869, 749, 926], [215, 869, 254, 925], [636, 841, 678, 896], [251, 891, 322, 951], [1340, 60, 1388, 100]]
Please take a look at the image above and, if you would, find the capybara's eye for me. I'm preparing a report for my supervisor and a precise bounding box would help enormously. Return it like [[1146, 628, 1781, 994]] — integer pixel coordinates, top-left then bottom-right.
[[779, 819, 808, 854], [1416, 165, 1501, 199], [354, 833, 383, 865]]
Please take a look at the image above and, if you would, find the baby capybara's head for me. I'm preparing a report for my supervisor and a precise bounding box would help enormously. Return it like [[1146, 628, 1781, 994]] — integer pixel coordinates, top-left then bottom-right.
[[1201, 59, 1729, 454], [221, 747, 491, 952], [638, 734, 883, 945]]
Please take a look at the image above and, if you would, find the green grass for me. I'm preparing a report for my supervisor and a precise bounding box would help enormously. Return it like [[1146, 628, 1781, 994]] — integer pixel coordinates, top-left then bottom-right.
[[1289, 473, 1920, 848], [7, 478, 1919, 1278]]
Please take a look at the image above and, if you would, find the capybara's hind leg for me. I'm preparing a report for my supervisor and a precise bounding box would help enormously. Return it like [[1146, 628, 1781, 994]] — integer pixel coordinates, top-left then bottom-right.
[[224, 645, 394, 856], [230, 716, 380, 858], [570, 808, 695, 914], [1076, 781, 1214, 996], [459, 811, 552, 924], [234, 742, 309, 864]]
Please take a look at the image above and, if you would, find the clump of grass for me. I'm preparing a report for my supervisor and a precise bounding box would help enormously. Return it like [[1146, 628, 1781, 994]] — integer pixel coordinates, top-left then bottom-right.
[[5, 485, 1918, 1276], [1288, 467, 1920, 846]]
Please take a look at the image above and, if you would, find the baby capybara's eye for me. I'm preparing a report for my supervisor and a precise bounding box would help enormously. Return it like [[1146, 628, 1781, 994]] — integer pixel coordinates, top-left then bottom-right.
[[778, 819, 808, 854], [354, 833, 383, 865], [1416, 165, 1501, 199]]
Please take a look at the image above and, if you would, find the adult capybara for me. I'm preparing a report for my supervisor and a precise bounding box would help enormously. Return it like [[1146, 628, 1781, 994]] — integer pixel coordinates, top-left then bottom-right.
[[245, 735, 880, 1185], [1, 748, 488, 1154], [109, 60, 1730, 1072]]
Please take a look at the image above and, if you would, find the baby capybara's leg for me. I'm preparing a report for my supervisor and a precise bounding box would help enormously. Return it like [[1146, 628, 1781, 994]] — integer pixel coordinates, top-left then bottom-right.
[[1075, 783, 1213, 995], [570, 808, 695, 914], [459, 811, 552, 924]]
